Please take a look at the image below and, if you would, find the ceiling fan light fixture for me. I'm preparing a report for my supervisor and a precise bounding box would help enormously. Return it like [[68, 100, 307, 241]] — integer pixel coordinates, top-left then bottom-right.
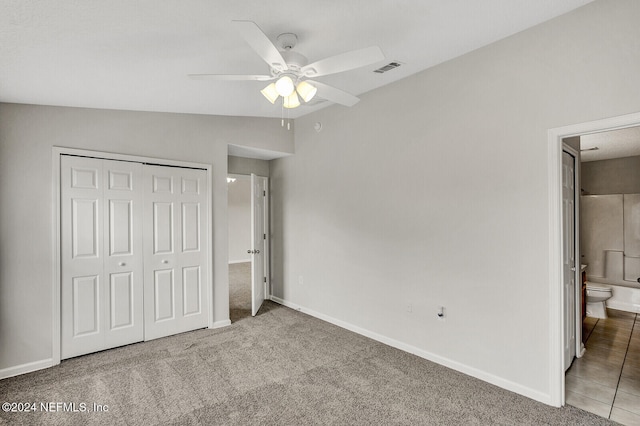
[[260, 83, 279, 104], [275, 75, 295, 97], [283, 92, 300, 109], [296, 80, 317, 102]]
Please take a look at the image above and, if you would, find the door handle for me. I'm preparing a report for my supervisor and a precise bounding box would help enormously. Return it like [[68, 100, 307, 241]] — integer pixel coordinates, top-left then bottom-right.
[[118, 262, 126, 266], [247, 250, 261, 254], [162, 259, 169, 264], [247, 250, 252, 254], [570, 267, 576, 271], [255, 250, 260, 254]]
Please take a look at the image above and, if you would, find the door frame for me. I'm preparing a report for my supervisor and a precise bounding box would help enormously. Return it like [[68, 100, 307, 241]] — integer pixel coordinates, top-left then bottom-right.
[[52, 146, 213, 365], [547, 111, 640, 406], [260, 175, 270, 299]]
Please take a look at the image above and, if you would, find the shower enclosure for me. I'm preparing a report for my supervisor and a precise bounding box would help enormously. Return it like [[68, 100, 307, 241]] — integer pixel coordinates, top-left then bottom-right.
[[581, 193, 640, 288]]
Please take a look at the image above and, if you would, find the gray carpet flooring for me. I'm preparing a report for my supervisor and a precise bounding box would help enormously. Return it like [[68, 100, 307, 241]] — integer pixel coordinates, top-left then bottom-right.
[[0, 284, 614, 425], [229, 262, 252, 323]]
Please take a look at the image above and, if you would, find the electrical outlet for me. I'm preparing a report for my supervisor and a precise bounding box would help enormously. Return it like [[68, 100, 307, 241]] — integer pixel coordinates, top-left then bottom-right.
[[437, 306, 446, 321]]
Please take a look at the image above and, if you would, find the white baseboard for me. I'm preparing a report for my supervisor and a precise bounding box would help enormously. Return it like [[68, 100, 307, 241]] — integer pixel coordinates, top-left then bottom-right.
[[269, 296, 552, 406], [228, 259, 251, 265], [0, 358, 55, 380], [212, 319, 232, 329]]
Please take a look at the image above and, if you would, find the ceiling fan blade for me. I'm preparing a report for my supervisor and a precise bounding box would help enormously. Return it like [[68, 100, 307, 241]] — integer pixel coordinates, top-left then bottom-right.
[[307, 80, 360, 107], [232, 20, 288, 72], [301, 46, 384, 78], [188, 74, 274, 81]]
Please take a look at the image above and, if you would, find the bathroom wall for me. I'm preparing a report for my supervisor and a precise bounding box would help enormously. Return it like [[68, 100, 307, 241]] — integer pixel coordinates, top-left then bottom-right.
[[581, 154, 640, 285], [581, 195, 624, 280], [580, 194, 640, 282], [564, 136, 581, 152], [581, 155, 640, 195]]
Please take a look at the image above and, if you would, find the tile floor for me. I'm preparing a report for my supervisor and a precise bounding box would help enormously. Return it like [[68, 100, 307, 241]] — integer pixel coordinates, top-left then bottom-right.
[[566, 308, 640, 425]]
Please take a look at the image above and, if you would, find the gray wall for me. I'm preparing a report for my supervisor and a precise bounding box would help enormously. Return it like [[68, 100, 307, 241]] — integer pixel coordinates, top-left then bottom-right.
[[270, 0, 640, 403], [563, 136, 581, 152], [228, 155, 270, 177], [228, 177, 252, 263], [581, 155, 640, 195], [0, 103, 292, 372], [227, 156, 269, 264]]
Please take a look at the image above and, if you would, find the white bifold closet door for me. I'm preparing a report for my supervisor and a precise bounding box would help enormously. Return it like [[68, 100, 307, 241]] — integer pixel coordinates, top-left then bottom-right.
[[61, 156, 208, 359], [61, 156, 144, 359], [143, 164, 208, 340]]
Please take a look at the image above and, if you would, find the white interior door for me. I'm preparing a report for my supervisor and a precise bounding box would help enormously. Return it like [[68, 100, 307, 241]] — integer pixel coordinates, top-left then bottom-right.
[[61, 156, 144, 359], [250, 174, 266, 316], [143, 165, 208, 340], [562, 151, 577, 371]]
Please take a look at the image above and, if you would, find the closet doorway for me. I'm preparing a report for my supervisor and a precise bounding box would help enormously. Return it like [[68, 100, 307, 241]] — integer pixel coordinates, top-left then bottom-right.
[[228, 173, 269, 322], [53, 148, 213, 362]]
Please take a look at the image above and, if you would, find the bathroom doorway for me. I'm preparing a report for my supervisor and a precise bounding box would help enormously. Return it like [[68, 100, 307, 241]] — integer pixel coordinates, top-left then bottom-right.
[[566, 126, 640, 423], [550, 114, 640, 421]]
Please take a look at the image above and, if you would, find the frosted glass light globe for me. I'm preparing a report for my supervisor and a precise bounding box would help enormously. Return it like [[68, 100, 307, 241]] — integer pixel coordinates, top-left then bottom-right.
[[275, 76, 295, 97], [283, 92, 300, 109], [296, 81, 317, 102]]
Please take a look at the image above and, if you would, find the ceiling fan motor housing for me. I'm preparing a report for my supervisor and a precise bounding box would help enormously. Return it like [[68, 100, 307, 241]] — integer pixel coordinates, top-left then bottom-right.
[[272, 50, 309, 80], [277, 33, 298, 50]]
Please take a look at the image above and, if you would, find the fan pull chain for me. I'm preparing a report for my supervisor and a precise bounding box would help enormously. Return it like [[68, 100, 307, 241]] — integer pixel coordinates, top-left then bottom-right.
[[279, 97, 292, 130]]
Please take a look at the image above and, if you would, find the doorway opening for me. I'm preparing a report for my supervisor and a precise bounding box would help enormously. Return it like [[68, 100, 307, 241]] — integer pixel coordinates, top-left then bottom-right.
[[563, 127, 640, 422], [228, 173, 269, 322], [548, 111, 640, 414]]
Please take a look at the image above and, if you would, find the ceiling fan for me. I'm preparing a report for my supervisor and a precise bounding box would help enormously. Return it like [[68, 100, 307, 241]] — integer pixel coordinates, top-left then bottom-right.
[[189, 21, 385, 108]]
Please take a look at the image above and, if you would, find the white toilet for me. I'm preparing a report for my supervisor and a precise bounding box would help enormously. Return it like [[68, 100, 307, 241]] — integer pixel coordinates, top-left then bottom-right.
[[585, 284, 613, 319]]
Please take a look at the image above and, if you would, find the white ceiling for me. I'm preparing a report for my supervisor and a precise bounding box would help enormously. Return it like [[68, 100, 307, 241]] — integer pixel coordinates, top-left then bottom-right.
[[580, 126, 640, 162], [0, 0, 595, 119]]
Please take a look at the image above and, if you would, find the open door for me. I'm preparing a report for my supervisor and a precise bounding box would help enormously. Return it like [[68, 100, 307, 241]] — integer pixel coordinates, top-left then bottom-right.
[[562, 150, 577, 370], [250, 174, 267, 316]]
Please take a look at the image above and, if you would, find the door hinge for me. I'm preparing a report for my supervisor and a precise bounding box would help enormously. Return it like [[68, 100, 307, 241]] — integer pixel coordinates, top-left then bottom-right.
[[263, 277, 267, 283], [263, 233, 266, 240], [263, 190, 266, 196]]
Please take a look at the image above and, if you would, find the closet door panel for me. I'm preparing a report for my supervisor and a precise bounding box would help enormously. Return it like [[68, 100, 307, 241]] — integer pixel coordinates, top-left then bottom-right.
[[154, 269, 175, 321], [182, 266, 202, 316], [61, 156, 144, 359], [144, 165, 208, 340], [153, 202, 174, 254], [61, 156, 105, 358], [72, 275, 100, 336], [109, 271, 134, 329], [102, 160, 144, 348]]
